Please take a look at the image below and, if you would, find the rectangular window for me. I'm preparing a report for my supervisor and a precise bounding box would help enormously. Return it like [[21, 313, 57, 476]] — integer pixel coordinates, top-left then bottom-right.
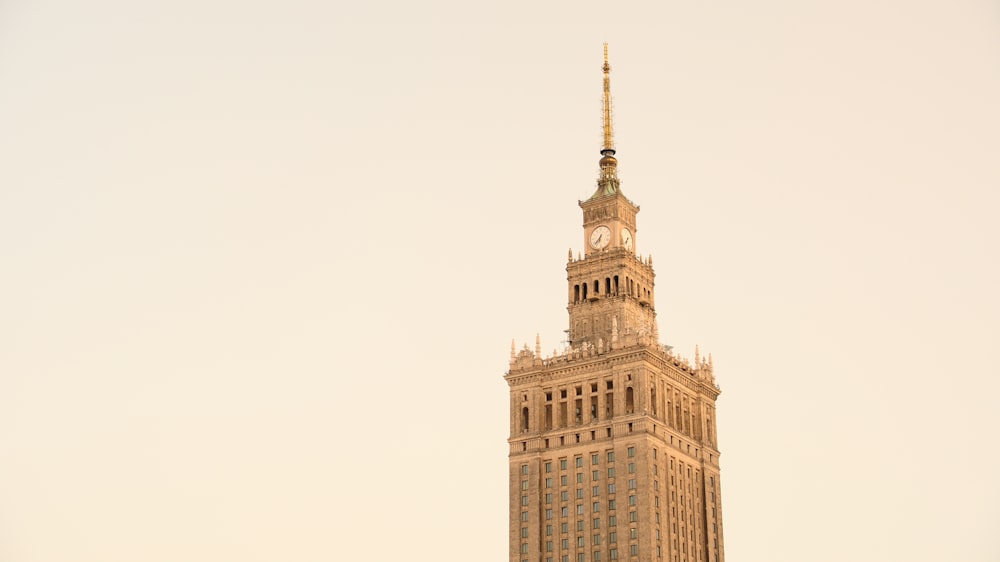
[[653, 480, 659, 491], [577, 520, 585, 532], [609, 531, 617, 543], [608, 499, 616, 510], [523, 464, 530, 474], [607, 452, 615, 462], [609, 515, 617, 527], [592, 453, 599, 464], [547, 541, 553, 552], [561, 491, 569, 501], [547, 525, 553, 536], [608, 468, 615, 478], [592, 470, 599, 481], [546, 462, 552, 473], [522, 480, 530, 490], [628, 479, 636, 490], [653, 448, 657, 459], [628, 495, 635, 506], [608, 483, 616, 494], [629, 528, 637, 540], [654, 496, 659, 507], [546, 509, 553, 519], [593, 501, 600, 512], [561, 507, 569, 517], [630, 545, 638, 556], [562, 539, 569, 549], [593, 486, 599, 496], [546, 493, 553, 504], [561, 459, 568, 470], [627, 447, 635, 457], [577, 537, 585, 547], [576, 457, 584, 468], [578, 554, 585, 562], [522, 528, 529, 538], [577, 504, 585, 515], [628, 463, 635, 474], [629, 511, 637, 522], [577, 489, 584, 499], [610, 548, 618, 560], [561, 475, 568, 486], [594, 551, 602, 562], [577, 473, 584, 483], [562, 556, 569, 562], [561, 523, 569, 533], [522, 495, 529, 506], [594, 534, 601, 545], [522, 511, 530, 522], [593, 518, 600, 529], [521, 544, 529, 553], [547, 478, 553, 488]]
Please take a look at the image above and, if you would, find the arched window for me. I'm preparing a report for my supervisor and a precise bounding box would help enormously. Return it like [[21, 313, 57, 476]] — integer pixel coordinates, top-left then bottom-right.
[[593, 280, 600, 295], [522, 407, 530, 432], [574, 284, 580, 302], [650, 387, 657, 416], [605, 277, 611, 294], [625, 387, 634, 414]]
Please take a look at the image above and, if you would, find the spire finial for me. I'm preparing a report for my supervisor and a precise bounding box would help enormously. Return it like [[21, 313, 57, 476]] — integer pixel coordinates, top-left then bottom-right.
[[602, 43, 614, 153], [594, 43, 619, 196]]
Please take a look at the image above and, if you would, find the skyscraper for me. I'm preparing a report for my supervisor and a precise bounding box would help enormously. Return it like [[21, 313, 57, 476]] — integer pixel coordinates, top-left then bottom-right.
[[506, 45, 725, 562]]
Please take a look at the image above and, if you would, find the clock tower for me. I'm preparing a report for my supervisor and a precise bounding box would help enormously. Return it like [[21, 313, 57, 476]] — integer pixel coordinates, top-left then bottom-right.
[[506, 45, 726, 562]]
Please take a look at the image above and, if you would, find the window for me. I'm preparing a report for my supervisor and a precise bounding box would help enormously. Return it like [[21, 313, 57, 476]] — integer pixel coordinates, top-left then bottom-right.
[[630, 545, 638, 556], [560, 491, 568, 501], [607, 452, 615, 462], [629, 528, 637, 540], [627, 447, 635, 457], [609, 531, 617, 543], [547, 525, 553, 536], [577, 504, 585, 515], [577, 520, 585, 531], [593, 518, 600, 529], [608, 499, 616, 510], [547, 541, 553, 552], [628, 463, 635, 474], [576, 457, 584, 468], [653, 448, 657, 459], [628, 479, 636, 490], [593, 486, 599, 496], [561, 475, 568, 486], [610, 548, 618, 560], [522, 464, 529, 474], [608, 468, 615, 478], [546, 462, 552, 473], [561, 459, 568, 470], [654, 497, 659, 507], [522, 496, 529, 506], [547, 478, 553, 488], [577, 489, 584, 499], [578, 554, 585, 562], [608, 483, 616, 494], [653, 480, 659, 491], [592, 454, 599, 464], [594, 534, 601, 545], [522, 528, 529, 538], [592, 470, 599, 481], [562, 539, 569, 549], [546, 493, 553, 504], [522, 481, 530, 490], [561, 507, 569, 517], [609, 515, 617, 527], [629, 511, 637, 522], [628, 495, 635, 506], [577, 537, 585, 547], [562, 523, 569, 533], [594, 551, 602, 562], [577, 473, 584, 483], [593, 501, 600, 512], [521, 544, 529, 553]]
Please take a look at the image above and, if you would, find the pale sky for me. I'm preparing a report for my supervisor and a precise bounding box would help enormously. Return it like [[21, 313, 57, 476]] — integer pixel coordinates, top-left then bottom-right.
[[1, 1, 998, 561]]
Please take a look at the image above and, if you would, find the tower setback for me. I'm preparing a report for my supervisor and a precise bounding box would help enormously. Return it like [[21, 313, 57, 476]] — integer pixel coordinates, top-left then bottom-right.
[[506, 45, 726, 562]]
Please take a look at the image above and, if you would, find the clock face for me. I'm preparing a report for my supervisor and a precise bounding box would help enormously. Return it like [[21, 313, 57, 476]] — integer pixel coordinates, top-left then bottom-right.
[[621, 228, 633, 251], [590, 225, 612, 249]]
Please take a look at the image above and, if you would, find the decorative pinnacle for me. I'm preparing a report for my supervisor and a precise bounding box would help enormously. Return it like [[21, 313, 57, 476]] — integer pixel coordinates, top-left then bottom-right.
[[593, 43, 619, 197]]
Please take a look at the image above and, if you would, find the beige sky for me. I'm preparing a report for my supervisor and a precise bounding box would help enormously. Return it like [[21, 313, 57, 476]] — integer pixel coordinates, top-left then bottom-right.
[[1, 1, 998, 561]]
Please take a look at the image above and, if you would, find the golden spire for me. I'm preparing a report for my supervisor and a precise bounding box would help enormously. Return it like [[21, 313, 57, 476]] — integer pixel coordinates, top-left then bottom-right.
[[602, 43, 614, 153], [594, 43, 619, 196]]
